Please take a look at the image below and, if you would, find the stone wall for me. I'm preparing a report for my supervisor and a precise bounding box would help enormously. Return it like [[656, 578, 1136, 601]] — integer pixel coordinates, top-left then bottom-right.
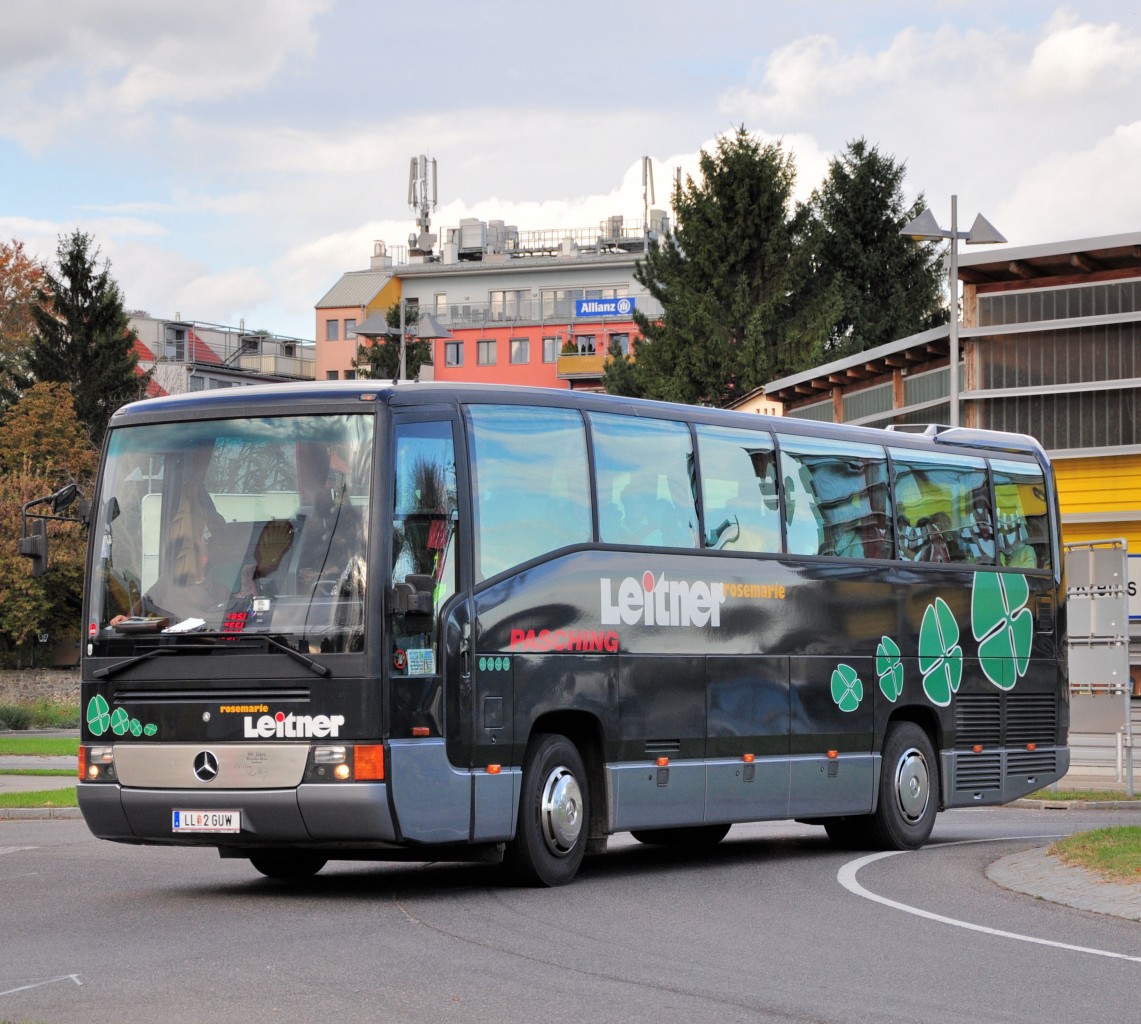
[[0, 669, 81, 706]]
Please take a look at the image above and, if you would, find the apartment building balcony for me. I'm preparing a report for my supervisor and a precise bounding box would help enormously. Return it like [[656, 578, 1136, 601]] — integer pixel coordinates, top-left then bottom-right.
[[556, 350, 608, 381]]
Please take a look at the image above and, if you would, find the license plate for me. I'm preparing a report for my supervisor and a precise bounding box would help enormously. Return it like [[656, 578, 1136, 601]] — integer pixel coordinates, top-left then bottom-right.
[[172, 809, 241, 834]]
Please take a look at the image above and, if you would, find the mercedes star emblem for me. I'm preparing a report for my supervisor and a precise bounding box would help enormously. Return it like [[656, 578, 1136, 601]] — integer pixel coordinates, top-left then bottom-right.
[[193, 750, 220, 783]]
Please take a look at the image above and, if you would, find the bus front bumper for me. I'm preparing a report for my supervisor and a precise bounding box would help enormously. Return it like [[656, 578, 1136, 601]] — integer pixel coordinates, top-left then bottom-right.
[[77, 781, 398, 847]]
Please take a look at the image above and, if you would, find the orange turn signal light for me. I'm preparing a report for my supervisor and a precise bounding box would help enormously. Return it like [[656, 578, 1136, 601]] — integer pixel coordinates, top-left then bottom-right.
[[78, 745, 87, 781], [354, 744, 385, 781], [1026, 743, 1037, 752], [486, 764, 502, 775], [411, 726, 430, 737], [972, 744, 984, 754], [656, 756, 669, 767], [826, 750, 839, 760], [742, 753, 755, 763]]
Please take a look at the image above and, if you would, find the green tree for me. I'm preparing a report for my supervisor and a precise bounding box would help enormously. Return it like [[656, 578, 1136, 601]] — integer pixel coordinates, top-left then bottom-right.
[[0, 238, 44, 410], [608, 127, 827, 406], [805, 139, 947, 358], [0, 382, 96, 657], [27, 230, 147, 446], [352, 303, 432, 381]]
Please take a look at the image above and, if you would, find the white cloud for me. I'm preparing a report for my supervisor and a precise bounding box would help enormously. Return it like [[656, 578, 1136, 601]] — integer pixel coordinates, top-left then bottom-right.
[[1022, 9, 1141, 97]]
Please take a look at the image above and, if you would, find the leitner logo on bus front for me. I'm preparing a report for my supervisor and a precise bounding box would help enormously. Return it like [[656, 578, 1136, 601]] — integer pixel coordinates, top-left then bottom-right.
[[600, 571, 726, 628], [243, 711, 345, 739]]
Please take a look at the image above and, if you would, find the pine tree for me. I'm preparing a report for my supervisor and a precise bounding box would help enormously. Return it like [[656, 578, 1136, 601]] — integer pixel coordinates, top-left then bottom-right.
[[352, 303, 432, 381], [27, 230, 147, 446], [806, 139, 947, 358], [607, 128, 828, 406]]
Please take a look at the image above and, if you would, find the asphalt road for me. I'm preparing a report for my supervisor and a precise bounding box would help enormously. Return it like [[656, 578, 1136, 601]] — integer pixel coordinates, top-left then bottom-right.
[[2, 807, 1137, 1024]]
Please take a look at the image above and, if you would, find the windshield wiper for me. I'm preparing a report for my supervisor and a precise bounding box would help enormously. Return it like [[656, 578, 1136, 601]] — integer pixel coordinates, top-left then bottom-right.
[[94, 634, 331, 679], [93, 645, 188, 680]]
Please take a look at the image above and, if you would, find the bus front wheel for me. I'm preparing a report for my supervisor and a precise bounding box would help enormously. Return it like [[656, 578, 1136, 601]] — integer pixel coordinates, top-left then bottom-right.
[[506, 733, 589, 887]]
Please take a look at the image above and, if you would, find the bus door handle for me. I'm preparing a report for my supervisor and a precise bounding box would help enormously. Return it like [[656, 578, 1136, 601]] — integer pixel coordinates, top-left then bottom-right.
[[460, 622, 472, 677]]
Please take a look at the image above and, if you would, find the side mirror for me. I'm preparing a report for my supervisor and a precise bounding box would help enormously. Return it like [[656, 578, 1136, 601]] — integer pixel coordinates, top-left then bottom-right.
[[50, 483, 78, 514]]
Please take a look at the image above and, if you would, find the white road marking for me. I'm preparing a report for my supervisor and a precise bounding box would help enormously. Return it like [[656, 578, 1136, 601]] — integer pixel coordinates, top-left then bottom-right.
[[0, 974, 83, 996], [837, 836, 1141, 964]]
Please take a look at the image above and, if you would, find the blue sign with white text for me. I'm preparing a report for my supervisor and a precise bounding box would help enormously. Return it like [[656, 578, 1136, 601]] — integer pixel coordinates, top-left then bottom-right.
[[575, 297, 636, 318]]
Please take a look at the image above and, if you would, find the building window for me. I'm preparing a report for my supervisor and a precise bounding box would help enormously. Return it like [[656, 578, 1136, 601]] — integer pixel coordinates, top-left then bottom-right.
[[326, 320, 339, 342], [445, 341, 463, 366], [434, 292, 447, 315], [510, 338, 529, 364], [490, 289, 529, 320], [574, 335, 596, 355], [327, 370, 340, 380], [344, 319, 357, 339], [164, 326, 186, 361], [609, 333, 630, 355], [189, 375, 204, 391], [344, 369, 356, 380], [477, 339, 496, 366], [543, 337, 559, 363]]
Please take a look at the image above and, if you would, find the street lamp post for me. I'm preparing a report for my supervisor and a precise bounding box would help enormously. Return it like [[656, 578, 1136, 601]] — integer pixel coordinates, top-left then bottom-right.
[[901, 196, 1006, 427]]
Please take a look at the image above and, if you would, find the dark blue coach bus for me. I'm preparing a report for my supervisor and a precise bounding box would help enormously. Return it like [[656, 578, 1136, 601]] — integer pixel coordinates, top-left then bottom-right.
[[37, 381, 1067, 885]]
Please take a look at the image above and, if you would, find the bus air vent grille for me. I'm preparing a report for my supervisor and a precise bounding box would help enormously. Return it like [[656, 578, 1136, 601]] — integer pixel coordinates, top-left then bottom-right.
[[1006, 749, 1056, 776], [1005, 694, 1056, 746], [954, 752, 1002, 792], [954, 695, 1001, 748], [645, 739, 681, 756]]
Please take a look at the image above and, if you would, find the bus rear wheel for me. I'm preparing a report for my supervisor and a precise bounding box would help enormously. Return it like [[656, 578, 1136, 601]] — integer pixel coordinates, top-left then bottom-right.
[[505, 733, 588, 887], [249, 851, 327, 880], [870, 721, 938, 850]]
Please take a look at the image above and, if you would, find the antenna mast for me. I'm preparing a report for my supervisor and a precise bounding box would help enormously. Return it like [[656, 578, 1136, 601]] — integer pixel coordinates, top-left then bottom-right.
[[407, 155, 438, 256]]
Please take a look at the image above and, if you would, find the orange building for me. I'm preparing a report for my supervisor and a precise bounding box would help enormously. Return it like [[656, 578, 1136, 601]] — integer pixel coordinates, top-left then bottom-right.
[[316, 217, 664, 390]]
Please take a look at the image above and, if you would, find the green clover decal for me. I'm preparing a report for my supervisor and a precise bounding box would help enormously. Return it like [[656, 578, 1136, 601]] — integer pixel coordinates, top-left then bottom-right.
[[109, 707, 131, 736], [972, 571, 1032, 691], [876, 636, 904, 702], [86, 695, 110, 736], [919, 597, 962, 706], [831, 664, 864, 713], [144, 723, 158, 737]]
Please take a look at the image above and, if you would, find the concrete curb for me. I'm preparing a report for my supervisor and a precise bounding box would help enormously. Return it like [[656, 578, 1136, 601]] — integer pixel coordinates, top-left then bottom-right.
[[1011, 798, 1141, 811], [987, 847, 1141, 921], [0, 806, 83, 821]]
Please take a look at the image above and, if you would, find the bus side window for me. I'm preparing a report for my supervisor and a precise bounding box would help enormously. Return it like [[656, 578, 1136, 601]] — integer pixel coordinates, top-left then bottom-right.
[[778, 436, 891, 559], [992, 459, 1050, 571], [467, 405, 591, 582], [890, 449, 991, 565], [695, 424, 780, 553], [591, 413, 699, 549]]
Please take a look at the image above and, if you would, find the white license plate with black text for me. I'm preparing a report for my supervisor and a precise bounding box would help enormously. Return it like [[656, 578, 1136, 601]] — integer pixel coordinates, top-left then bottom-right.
[[172, 809, 241, 833]]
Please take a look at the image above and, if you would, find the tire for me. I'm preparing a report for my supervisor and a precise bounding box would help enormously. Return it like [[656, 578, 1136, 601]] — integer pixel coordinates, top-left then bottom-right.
[[869, 721, 938, 850], [630, 823, 731, 847], [505, 734, 589, 887], [248, 850, 327, 880]]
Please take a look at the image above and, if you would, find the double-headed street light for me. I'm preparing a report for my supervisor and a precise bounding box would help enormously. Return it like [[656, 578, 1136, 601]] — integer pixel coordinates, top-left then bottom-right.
[[902, 196, 1006, 427]]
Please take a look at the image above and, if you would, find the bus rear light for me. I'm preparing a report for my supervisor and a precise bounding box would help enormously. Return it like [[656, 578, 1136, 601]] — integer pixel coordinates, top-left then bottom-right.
[[354, 744, 385, 781], [333, 764, 351, 781], [314, 745, 347, 764], [78, 745, 87, 780], [411, 727, 430, 737]]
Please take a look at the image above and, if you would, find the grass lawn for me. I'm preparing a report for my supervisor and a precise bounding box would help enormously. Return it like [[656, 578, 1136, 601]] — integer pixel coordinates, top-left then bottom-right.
[[0, 786, 78, 809], [0, 768, 74, 777], [1029, 788, 1140, 801], [1049, 827, 1141, 883], [0, 736, 79, 757]]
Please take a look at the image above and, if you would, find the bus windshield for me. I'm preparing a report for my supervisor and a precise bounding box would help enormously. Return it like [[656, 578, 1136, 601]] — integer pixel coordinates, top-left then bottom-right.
[[89, 413, 373, 654]]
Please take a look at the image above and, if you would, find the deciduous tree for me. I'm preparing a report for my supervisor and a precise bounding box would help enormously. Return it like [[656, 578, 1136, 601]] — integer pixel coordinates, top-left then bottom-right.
[[0, 238, 44, 409], [352, 303, 432, 381]]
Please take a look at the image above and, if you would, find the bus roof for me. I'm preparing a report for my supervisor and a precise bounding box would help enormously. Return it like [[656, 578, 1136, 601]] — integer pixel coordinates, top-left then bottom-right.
[[108, 380, 1048, 463]]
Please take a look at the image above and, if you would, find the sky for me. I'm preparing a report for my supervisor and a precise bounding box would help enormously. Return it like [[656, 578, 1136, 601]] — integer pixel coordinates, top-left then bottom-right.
[[2, 1, 1140, 341]]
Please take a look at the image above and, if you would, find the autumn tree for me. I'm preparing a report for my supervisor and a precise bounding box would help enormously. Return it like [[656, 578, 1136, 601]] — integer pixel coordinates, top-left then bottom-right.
[[0, 238, 44, 409], [0, 382, 97, 657], [27, 230, 147, 446]]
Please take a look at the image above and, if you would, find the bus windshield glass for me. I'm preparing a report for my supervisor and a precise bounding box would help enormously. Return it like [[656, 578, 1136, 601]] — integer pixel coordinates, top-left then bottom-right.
[[89, 413, 374, 654]]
